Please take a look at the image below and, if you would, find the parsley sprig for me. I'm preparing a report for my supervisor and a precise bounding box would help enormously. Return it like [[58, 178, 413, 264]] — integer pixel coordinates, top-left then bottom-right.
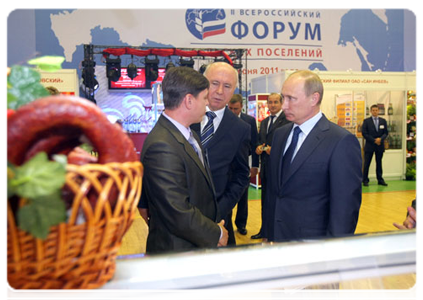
[[8, 152, 67, 239]]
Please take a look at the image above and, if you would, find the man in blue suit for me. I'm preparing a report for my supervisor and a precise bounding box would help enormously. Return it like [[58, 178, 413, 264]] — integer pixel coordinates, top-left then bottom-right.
[[228, 93, 259, 236], [251, 93, 291, 240], [361, 104, 389, 186], [191, 62, 250, 245], [263, 70, 362, 242]]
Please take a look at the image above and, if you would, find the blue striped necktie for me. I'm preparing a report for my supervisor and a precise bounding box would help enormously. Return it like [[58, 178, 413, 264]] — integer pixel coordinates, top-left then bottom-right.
[[201, 111, 216, 147]]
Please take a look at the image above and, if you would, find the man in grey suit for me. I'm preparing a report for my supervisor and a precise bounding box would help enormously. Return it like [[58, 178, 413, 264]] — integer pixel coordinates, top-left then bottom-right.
[[263, 70, 362, 242], [139, 66, 228, 254]]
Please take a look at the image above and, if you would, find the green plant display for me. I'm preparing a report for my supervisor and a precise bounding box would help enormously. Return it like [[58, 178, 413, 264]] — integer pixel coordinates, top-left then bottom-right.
[[405, 162, 416, 181]]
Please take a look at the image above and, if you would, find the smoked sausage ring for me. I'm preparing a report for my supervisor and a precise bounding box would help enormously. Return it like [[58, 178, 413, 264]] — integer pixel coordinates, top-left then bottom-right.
[[7, 96, 138, 166]]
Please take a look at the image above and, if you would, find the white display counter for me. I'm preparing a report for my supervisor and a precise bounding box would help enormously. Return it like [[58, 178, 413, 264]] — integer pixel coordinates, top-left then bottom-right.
[[6, 231, 416, 298]]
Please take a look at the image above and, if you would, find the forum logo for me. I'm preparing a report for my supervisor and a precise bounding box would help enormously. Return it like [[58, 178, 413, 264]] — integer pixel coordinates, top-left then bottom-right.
[[186, 9, 226, 40]]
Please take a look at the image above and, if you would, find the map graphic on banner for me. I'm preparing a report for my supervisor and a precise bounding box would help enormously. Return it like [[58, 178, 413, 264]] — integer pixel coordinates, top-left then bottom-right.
[[34, 9, 408, 77], [12, 8, 411, 124], [35, 8, 410, 105]]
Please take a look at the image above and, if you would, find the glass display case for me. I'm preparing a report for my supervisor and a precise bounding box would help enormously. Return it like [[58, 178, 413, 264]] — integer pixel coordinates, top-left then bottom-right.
[[6, 231, 416, 299], [247, 93, 270, 125], [365, 90, 405, 151]]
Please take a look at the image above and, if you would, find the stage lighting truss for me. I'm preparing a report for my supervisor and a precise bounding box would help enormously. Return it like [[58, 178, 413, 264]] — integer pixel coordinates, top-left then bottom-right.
[[81, 59, 99, 93]]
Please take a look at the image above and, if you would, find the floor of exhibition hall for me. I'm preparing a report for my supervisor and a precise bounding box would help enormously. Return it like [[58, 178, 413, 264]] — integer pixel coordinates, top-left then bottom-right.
[[117, 179, 417, 289]]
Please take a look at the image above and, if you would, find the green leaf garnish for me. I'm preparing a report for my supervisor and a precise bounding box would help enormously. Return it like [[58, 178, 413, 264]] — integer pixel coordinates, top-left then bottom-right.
[[7, 162, 18, 198], [7, 65, 50, 110], [27, 56, 65, 72], [10, 152, 66, 199], [17, 191, 67, 239]]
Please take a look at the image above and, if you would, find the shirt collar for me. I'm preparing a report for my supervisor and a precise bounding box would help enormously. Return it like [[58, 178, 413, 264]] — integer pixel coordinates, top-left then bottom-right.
[[296, 111, 323, 136], [162, 112, 191, 140], [207, 106, 226, 120], [270, 109, 282, 119]]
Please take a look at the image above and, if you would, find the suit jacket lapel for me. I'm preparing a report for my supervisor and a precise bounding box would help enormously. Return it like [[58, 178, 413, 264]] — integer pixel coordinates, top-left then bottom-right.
[[277, 124, 292, 186], [263, 116, 270, 135], [281, 115, 329, 186], [161, 116, 214, 189], [204, 107, 232, 149], [267, 112, 285, 136]]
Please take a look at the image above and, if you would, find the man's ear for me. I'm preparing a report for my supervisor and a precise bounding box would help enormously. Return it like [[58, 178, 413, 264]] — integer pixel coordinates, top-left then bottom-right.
[[183, 94, 193, 110], [310, 92, 320, 106]]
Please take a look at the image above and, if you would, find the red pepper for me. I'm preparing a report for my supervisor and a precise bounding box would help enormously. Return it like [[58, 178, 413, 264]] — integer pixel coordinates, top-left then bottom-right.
[[7, 109, 15, 118]]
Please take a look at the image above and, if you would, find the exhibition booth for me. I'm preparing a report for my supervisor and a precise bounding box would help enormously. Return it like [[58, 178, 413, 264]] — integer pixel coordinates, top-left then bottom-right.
[[249, 70, 416, 181], [7, 9, 417, 296]]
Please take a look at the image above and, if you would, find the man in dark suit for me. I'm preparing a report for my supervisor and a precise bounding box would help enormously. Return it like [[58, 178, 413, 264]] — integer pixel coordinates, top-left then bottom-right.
[[251, 93, 291, 239], [191, 62, 250, 246], [139, 66, 228, 254], [361, 104, 389, 186], [228, 94, 259, 236], [263, 70, 362, 242]]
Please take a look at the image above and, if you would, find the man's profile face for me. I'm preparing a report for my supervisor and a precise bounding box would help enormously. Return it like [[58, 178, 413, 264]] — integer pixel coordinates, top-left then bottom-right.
[[228, 101, 242, 116]]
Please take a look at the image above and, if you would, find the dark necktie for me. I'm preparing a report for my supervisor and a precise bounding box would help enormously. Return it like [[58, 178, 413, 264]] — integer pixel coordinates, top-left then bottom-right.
[[188, 131, 204, 165], [267, 115, 275, 134], [281, 126, 302, 182], [201, 111, 216, 147]]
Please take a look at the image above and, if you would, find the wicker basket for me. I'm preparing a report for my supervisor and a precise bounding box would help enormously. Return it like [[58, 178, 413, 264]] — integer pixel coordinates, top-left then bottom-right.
[[7, 161, 143, 289]]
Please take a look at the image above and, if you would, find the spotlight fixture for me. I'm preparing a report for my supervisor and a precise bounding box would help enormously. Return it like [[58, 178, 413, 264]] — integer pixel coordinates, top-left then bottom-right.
[[145, 56, 159, 81], [180, 57, 194, 68], [165, 61, 175, 71], [106, 57, 121, 82], [199, 64, 208, 74], [127, 62, 138, 80]]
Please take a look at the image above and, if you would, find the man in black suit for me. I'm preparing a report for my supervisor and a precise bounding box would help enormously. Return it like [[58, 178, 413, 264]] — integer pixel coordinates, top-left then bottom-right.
[[362, 104, 389, 186], [139, 66, 228, 254], [251, 93, 291, 239], [191, 62, 250, 246], [228, 94, 259, 236], [264, 70, 362, 242]]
